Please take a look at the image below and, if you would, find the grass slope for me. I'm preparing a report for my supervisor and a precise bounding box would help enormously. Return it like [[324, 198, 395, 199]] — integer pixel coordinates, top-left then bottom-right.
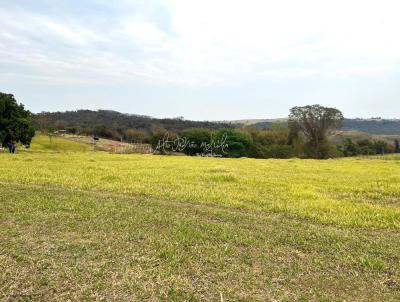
[[27, 134, 151, 154], [1, 183, 399, 301], [1, 152, 399, 228], [0, 138, 399, 300], [29, 134, 91, 152]]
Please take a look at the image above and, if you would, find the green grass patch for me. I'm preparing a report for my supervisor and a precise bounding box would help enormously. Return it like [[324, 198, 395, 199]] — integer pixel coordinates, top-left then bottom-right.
[[0, 143, 399, 300], [0, 152, 399, 228], [28, 134, 92, 152], [0, 183, 399, 301]]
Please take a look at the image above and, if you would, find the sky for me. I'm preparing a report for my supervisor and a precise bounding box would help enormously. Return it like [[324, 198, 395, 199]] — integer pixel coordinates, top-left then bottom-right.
[[1, 0, 400, 120]]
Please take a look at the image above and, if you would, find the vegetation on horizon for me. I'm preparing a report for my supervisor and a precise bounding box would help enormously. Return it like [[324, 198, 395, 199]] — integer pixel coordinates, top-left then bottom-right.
[[31, 104, 400, 159], [2, 92, 399, 159]]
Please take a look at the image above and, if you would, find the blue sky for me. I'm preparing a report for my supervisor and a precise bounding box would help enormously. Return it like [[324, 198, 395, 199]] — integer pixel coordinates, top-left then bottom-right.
[[1, 0, 400, 120]]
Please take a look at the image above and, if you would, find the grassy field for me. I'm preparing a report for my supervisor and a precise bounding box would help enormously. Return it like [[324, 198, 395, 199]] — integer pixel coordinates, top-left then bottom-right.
[[29, 133, 152, 154], [29, 134, 92, 152], [0, 135, 399, 301]]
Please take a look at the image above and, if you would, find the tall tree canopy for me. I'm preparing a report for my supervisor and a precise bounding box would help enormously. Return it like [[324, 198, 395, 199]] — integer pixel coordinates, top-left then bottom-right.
[[288, 105, 343, 158], [0, 92, 35, 147], [213, 128, 253, 158], [395, 139, 400, 153]]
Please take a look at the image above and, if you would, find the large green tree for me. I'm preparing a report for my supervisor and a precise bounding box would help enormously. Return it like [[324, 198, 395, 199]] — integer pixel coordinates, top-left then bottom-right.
[[288, 105, 343, 159], [395, 139, 400, 153], [213, 128, 253, 158], [0, 93, 35, 147], [180, 128, 212, 156]]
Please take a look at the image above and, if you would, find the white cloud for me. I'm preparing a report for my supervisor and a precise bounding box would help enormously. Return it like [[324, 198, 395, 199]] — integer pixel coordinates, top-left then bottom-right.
[[162, 0, 400, 82], [2, 0, 400, 86], [1, 0, 400, 119], [120, 18, 166, 44]]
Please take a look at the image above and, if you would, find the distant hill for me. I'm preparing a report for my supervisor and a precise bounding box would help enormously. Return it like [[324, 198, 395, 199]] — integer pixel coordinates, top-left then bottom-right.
[[341, 119, 400, 134], [226, 118, 287, 126], [236, 118, 400, 135], [33, 110, 234, 135], [329, 130, 400, 146], [33, 110, 400, 140]]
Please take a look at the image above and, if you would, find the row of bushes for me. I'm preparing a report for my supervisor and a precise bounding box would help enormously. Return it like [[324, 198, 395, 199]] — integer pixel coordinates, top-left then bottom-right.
[[339, 138, 400, 156], [150, 127, 400, 159], [150, 127, 311, 158], [45, 125, 400, 159]]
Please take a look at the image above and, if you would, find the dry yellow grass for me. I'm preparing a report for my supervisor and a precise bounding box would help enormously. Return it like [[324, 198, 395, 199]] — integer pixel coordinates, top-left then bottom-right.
[[0, 136, 399, 300]]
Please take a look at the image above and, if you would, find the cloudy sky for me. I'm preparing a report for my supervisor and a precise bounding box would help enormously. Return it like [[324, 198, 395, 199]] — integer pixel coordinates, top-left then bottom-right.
[[1, 0, 400, 120]]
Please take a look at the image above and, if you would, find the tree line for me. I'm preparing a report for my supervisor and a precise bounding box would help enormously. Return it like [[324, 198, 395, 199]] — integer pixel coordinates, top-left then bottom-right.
[[1, 92, 399, 159], [33, 109, 234, 139], [339, 138, 399, 156], [151, 105, 399, 158], [153, 126, 399, 158]]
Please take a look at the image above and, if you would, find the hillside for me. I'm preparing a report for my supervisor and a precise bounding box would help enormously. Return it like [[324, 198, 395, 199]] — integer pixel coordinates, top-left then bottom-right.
[[33, 111, 400, 137], [28, 133, 152, 154], [33, 110, 234, 135], [342, 118, 400, 134], [329, 130, 400, 146], [247, 118, 400, 134]]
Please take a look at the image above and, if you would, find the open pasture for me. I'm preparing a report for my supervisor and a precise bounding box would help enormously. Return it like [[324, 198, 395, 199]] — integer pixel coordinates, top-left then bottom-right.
[[0, 136, 399, 301]]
